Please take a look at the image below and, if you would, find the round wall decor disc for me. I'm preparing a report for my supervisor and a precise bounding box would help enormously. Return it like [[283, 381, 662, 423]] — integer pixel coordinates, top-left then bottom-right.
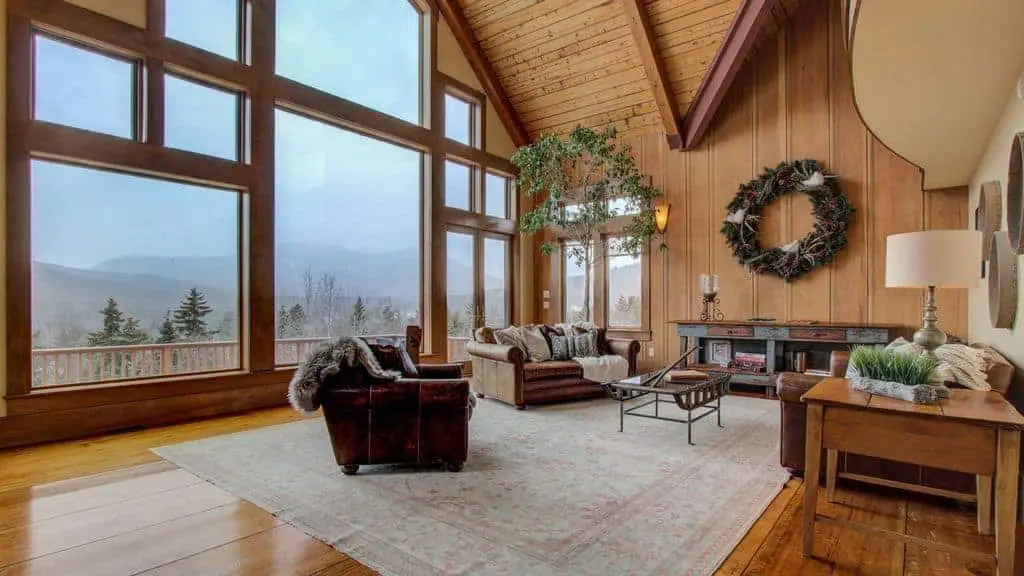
[[978, 180, 1003, 259], [1007, 133, 1024, 254], [988, 231, 1018, 329]]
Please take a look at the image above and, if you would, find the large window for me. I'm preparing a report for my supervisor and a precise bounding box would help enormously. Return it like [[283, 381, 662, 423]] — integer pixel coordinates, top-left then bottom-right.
[[30, 161, 240, 386], [484, 237, 509, 329], [33, 35, 135, 138], [563, 242, 594, 323], [165, 75, 239, 160], [165, 0, 240, 60], [276, 0, 421, 124], [8, 0, 518, 400], [606, 240, 642, 328], [274, 110, 422, 364], [445, 160, 472, 211]]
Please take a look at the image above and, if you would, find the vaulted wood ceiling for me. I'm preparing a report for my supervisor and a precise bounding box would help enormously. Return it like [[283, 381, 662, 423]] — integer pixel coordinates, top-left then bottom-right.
[[454, 0, 802, 146]]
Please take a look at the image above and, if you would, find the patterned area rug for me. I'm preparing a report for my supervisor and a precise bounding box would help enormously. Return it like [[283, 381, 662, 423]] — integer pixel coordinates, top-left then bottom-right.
[[154, 396, 787, 576]]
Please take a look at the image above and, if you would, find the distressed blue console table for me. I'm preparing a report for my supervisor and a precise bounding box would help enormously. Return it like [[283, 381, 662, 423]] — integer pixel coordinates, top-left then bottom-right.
[[673, 321, 901, 395]]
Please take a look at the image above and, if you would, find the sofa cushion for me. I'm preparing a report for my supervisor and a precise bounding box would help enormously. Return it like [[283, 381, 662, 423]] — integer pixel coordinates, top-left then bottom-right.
[[549, 335, 570, 361], [522, 360, 583, 382], [522, 325, 552, 362], [494, 326, 528, 356], [474, 326, 496, 344]]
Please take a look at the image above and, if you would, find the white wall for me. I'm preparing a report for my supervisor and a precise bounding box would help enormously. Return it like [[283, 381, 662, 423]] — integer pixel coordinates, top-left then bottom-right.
[[968, 87, 1024, 520], [969, 90, 1024, 369]]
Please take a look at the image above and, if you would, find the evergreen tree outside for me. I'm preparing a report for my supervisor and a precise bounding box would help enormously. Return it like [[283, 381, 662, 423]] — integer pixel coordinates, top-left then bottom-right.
[[277, 305, 290, 338], [173, 287, 214, 341], [157, 312, 177, 343], [350, 297, 368, 335], [287, 304, 306, 336], [121, 317, 151, 344], [88, 298, 125, 345]]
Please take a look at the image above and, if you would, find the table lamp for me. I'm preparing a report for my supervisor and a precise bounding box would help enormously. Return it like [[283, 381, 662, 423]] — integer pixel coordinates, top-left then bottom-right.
[[885, 230, 982, 359]]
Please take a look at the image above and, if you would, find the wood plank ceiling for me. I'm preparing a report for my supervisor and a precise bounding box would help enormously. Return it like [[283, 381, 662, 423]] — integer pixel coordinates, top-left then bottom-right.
[[458, 0, 802, 144]]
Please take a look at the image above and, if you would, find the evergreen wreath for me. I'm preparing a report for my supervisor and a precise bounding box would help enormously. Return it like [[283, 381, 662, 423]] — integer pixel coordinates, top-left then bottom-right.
[[721, 159, 853, 281]]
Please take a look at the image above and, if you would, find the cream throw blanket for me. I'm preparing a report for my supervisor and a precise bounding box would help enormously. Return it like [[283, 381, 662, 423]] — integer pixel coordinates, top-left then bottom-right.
[[574, 355, 629, 383], [881, 338, 991, 391]]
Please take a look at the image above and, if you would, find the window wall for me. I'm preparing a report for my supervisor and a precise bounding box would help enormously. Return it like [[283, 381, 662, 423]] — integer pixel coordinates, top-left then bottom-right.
[[438, 76, 515, 362], [7, 0, 517, 397]]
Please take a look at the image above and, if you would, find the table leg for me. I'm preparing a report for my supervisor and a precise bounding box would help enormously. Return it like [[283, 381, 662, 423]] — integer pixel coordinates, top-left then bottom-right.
[[802, 403, 824, 558], [619, 400, 624, 432], [655, 396, 659, 418], [717, 394, 723, 428], [977, 474, 993, 535], [826, 449, 838, 503], [687, 408, 693, 445], [995, 429, 1020, 576]]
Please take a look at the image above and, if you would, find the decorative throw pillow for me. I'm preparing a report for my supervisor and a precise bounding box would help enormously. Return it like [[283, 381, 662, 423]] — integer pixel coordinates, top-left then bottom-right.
[[549, 335, 571, 361], [493, 326, 528, 357], [572, 331, 598, 358], [474, 326, 496, 344], [522, 325, 552, 362]]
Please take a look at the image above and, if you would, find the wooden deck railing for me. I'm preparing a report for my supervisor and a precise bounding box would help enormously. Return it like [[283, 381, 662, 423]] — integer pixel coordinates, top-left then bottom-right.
[[30, 336, 468, 387], [31, 338, 327, 387]]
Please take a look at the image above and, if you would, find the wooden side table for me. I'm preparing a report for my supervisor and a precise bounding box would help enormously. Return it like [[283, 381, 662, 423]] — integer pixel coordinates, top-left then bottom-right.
[[801, 377, 1024, 575]]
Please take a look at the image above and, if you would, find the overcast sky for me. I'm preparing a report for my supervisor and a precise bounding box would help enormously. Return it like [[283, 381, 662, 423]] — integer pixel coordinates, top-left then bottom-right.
[[32, 0, 431, 268]]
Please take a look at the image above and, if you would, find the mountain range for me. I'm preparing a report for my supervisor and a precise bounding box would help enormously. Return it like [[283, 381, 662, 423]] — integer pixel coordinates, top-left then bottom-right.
[[32, 242, 479, 339]]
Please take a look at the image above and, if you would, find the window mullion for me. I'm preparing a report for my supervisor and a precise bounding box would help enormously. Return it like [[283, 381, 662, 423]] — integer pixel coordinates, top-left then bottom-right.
[[145, 0, 165, 146]]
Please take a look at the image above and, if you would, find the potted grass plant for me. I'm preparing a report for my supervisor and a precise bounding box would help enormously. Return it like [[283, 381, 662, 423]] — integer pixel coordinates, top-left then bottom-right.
[[849, 346, 943, 404]]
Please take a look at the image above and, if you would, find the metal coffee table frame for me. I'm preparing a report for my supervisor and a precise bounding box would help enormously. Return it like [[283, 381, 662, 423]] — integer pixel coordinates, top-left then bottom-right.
[[603, 373, 731, 445]]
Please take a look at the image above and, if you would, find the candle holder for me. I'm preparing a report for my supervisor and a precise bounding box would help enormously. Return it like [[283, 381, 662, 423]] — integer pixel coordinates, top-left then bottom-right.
[[699, 274, 724, 322]]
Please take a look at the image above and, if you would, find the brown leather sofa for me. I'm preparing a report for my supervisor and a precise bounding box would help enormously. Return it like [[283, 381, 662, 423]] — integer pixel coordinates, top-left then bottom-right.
[[777, 347, 1015, 494], [467, 326, 640, 409], [317, 327, 471, 475]]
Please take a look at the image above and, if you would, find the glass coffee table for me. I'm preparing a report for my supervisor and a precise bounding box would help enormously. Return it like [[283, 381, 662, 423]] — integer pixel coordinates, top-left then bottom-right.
[[601, 369, 731, 445]]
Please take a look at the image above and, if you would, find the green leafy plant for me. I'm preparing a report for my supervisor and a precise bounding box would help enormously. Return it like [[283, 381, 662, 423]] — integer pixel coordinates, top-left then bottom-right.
[[512, 125, 662, 322], [850, 346, 938, 386]]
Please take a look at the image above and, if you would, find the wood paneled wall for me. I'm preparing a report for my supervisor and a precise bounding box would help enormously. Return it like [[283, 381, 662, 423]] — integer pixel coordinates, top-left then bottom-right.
[[535, 0, 968, 366]]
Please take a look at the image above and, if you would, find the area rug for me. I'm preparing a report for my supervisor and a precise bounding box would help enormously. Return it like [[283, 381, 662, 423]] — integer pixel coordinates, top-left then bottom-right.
[[153, 396, 787, 576]]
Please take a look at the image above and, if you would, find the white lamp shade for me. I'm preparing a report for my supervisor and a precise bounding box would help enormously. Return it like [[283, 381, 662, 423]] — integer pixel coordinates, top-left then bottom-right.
[[885, 230, 982, 288]]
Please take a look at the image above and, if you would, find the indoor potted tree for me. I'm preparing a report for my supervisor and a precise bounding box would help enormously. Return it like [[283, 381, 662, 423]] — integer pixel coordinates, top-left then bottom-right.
[[512, 126, 662, 323]]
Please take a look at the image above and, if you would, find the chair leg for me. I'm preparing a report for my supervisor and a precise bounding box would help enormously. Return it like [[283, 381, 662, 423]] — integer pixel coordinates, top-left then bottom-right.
[[515, 403, 526, 410], [341, 464, 359, 475], [446, 461, 465, 472], [475, 392, 485, 398]]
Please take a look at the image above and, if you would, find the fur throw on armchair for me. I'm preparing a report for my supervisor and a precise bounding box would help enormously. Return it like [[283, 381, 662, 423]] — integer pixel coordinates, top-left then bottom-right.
[[288, 336, 401, 415]]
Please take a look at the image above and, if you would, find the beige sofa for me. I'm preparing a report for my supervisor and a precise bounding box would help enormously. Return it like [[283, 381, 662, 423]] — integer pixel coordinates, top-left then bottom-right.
[[467, 326, 639, 410]]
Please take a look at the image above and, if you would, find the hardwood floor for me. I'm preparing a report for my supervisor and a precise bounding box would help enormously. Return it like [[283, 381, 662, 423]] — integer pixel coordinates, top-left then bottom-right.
[[0, 406, 1014, 575]]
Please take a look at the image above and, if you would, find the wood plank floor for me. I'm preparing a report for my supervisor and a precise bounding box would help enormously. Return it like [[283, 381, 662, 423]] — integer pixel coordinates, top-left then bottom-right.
[[0, 406, 1015, 575]]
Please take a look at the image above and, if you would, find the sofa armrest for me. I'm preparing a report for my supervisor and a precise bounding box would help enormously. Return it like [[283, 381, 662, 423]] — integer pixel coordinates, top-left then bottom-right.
[[466, 341, 524, 365], [607, 338, 640, 375], [417, 363, 463, 379], [415, 378, 470, 407], [776, 372, 826, 403]]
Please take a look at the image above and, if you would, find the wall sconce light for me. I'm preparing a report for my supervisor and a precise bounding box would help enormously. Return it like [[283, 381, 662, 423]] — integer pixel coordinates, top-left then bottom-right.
[[654, 203, 670, 234]]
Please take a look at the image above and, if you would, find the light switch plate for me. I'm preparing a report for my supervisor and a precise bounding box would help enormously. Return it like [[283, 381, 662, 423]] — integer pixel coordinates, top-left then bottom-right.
[[648, 347, 655, 357], [542, 301, 550, 310], [542, 290, 551, 299]]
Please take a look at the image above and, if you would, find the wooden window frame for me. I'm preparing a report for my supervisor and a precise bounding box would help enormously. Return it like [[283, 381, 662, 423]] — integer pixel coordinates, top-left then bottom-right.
[[2, 0, 519, 445], [553, 223, 652, 340], [602, 235, 650, 337]]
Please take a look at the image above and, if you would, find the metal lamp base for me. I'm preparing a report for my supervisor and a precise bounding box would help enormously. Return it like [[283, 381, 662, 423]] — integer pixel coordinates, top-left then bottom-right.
[[915, 285, 947, 361]]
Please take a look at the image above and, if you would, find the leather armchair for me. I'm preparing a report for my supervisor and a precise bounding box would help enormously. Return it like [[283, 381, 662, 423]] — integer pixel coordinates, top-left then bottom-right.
[[317, 330, 471, 475]]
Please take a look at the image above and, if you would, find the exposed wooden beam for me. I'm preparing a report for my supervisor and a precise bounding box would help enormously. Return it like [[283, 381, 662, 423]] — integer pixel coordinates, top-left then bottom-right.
[[681, 0, 778, 149], [619, 0, 683, 149], [434, 0, 530, 148]]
